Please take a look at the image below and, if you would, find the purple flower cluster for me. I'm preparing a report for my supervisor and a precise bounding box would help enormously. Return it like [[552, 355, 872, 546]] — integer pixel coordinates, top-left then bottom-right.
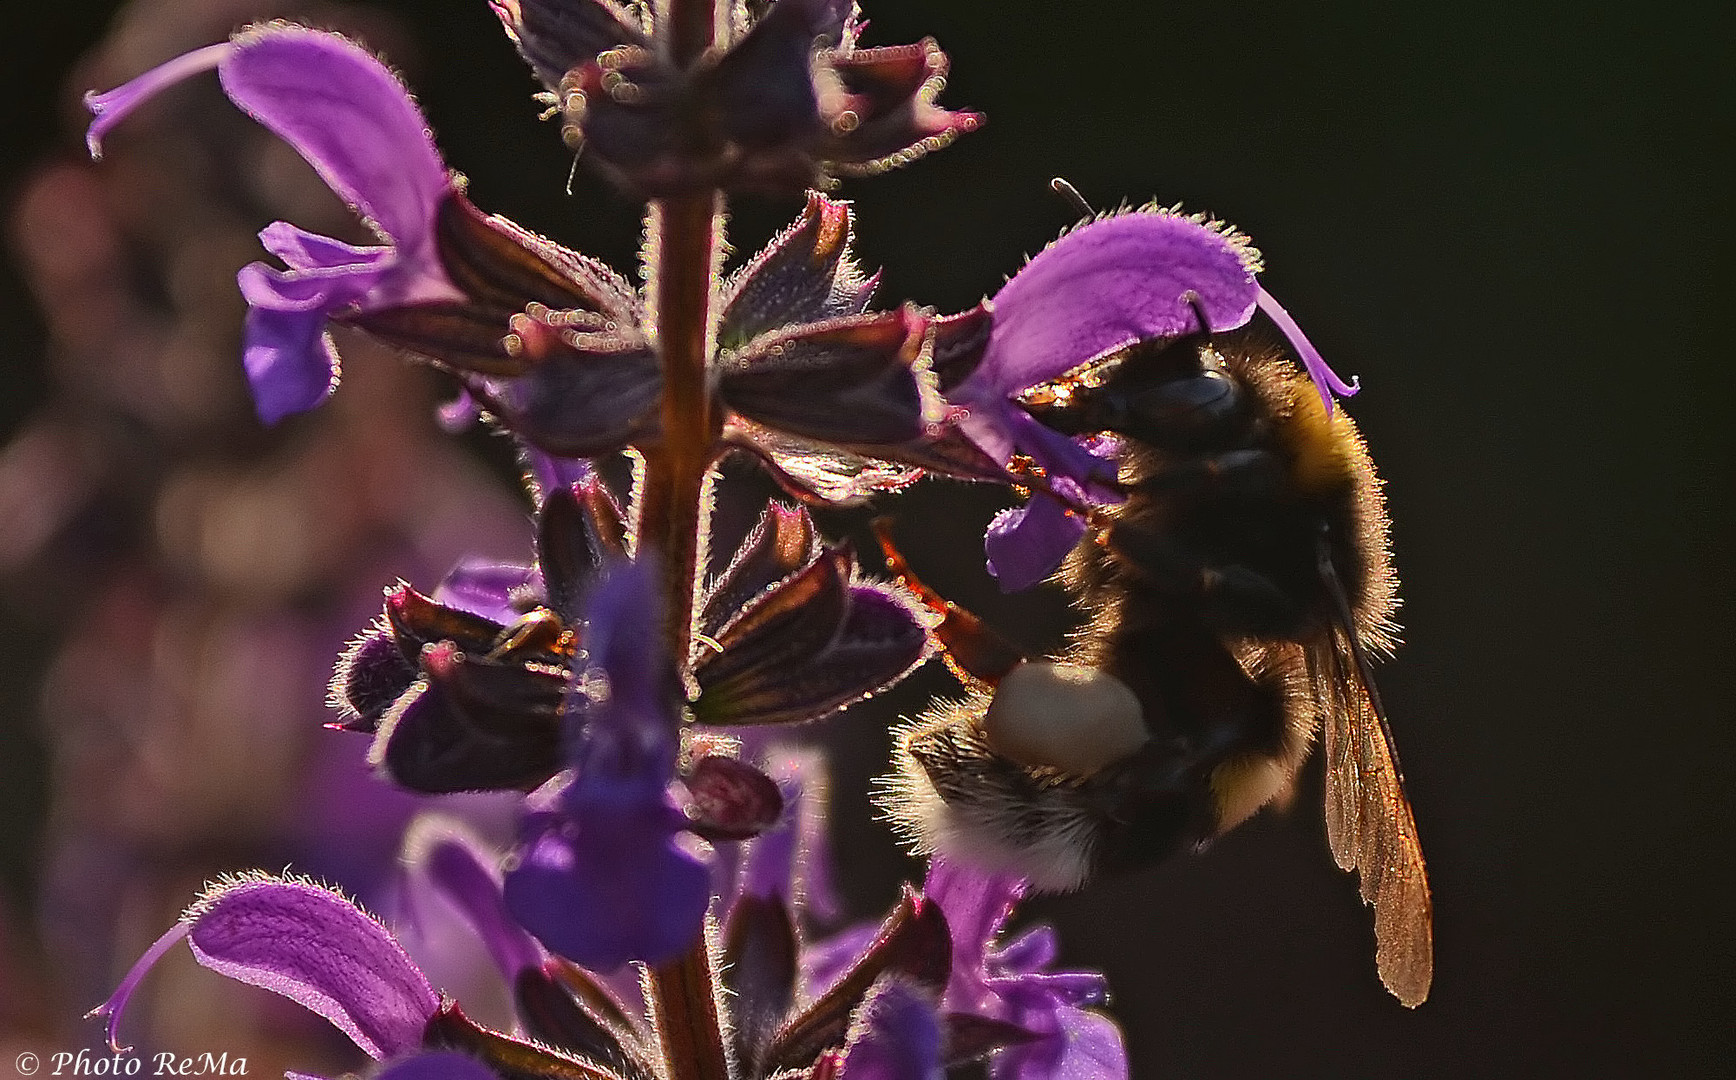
[[91, 749, 1126, 1080], [77, 0, 1376, 1074]]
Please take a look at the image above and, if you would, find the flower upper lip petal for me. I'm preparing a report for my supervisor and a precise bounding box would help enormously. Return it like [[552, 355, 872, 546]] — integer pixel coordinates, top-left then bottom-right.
[[960, 211, 1263, 406], [89, 877, 439, 1060], [218, 24, 451, 253]]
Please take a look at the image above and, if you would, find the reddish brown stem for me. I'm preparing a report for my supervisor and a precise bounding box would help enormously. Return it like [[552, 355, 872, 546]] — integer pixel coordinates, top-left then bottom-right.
[[639, 192, 723, 666], [638, 9, 728, 1071], [662, 0, 720, 67]]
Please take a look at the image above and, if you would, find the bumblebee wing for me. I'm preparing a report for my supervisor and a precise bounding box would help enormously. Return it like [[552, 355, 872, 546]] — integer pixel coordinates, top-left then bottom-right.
[[1315, 538, 1434, 1007]]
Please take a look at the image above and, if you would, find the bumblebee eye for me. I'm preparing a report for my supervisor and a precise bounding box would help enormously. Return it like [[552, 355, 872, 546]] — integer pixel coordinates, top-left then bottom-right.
[[981, 662, 1150, 776]]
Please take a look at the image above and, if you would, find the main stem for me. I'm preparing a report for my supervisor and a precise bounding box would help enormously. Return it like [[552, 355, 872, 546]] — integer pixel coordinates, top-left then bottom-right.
[[640, 191, 722, 664], [641, 8, 728, 1080]]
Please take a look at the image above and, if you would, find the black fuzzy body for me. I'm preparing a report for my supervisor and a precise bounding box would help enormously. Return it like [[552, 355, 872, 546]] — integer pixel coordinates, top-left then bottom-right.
[[889, 327, 1397, 891]]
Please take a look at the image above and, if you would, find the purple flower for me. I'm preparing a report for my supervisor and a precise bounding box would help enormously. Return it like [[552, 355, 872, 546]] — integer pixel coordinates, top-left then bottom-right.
[[86, 25, 460, 423], [400, 817, 651, 1070], [402, 818, 545, 987], [89, 875, 439, 1057], [982, 472, 1097, 593], [503, 562, 712, 971], [828, 979, 945, 1080], [86, 24, 656, 447], [948, 207, 1361, 590], [926, 858, 1127, 1080]]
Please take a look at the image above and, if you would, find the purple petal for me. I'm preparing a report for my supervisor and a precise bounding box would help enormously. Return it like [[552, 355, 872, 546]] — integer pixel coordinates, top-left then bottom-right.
[[218, 25, 449, 253], [963, 211, 1261, 401], [1007, 413, 1120, 499], [85, 31, 457, 426], [1256, 285, 1361, 412], [991, 1008, 1127, 1080], [236, 253, 397, 421], [984, 495, 1087, 593], [765, 749, 843, 923], [989, 924, 1058, 975], [403, 817, 544, 981], [259, 221, 394, 270], [804, 921, 881, 998], [376, 1053, 499, 1080], [837, 980, 944, 1080], [955, 402, 1122, 502], [88, 877, 438, 1059], [238, 253, 395, 313], [739, 806, 799, 907], [186, 879, 439, 1058], [503, 799, 710, 971], [580, 562, 669, 741], [521, 449, 594, 504], [241, 305, 341, 423], [503, 564, 711, 970], [84, 43, 233, 158], [434, 560, 540, 624], [989, 969, 1108, 1011], [87, 922, 190, 1051], [438, 388, 483, 433], [924, 858, 1023, 1015], [737, 750, 836, 910]]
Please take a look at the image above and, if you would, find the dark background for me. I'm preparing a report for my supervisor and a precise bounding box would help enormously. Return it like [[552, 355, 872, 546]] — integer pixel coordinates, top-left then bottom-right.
[[2, 0, 1731, 1076]]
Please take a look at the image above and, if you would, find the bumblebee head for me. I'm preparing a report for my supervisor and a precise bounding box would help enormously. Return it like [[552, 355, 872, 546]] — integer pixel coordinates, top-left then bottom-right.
[[1020, 336, 1252, 453]]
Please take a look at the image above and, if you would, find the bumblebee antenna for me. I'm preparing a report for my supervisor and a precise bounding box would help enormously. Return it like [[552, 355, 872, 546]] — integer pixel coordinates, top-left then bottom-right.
[[1050, 177, 1095, 217]]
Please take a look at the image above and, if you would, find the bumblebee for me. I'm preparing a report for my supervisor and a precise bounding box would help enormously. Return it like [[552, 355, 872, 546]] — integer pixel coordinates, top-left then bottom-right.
[[879, 313, 1434, 1006]]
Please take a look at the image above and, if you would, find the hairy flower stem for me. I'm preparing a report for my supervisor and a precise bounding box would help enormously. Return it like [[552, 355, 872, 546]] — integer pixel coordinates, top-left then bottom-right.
[[640, 192, 724, 666], [641, 193, 731, 1080], [641, 197, 732, 1077], [641, 5, 728, 1074], [661, 0, 722, 66]]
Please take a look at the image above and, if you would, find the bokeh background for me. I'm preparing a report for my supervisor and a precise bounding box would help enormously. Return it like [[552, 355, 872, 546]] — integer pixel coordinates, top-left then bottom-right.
[[1, 0, 1729, 1076]]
